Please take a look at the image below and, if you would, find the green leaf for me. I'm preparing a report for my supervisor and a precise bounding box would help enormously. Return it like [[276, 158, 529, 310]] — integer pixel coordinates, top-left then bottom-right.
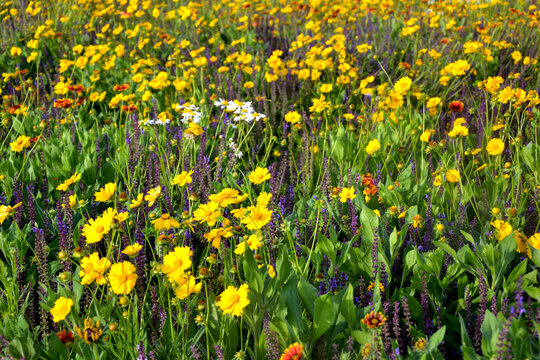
[[317, 233, 336, 265], [480, 310, 500, 356], [360, 204, 379, 243], [280, 274, 304, 335], [340, 284, 356, 330], [298, 277, 317, 317], [434, 241, 457, 260], [427, 326, 446, 352], [351, 330, 372, 345], [313, 293, 336, 342], [523, 287, 540, 301], [9, 337, 36, 360]]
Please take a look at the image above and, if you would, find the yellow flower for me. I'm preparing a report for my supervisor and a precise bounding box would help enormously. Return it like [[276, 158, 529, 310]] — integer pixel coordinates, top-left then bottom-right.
[[484, 76, 504, 93], [320, 83, 333, 93], [415, 338, 427, 351], [186, 122, 203, 136], [420, 130, 434, 142], [339, 186, 356, 203], [497, 87, 514, 104], [448, 118, 469, 138], [10, 135, 32, 152], [217, 284, 250, 316], [204, 226, 233, 249], [486, 138, 504, 156], [50, 297, 74, 323], [426, 97, 441, 108], [235, 234, 263, 255], [259, 264, 276, 278], [528, 234, 540, 250], [175, 274, 202, 300], [69, 194, 78, 208], [94, 183, 117, 202], [82, 217, 111, 244], [108, 261, 138, 295], [75, 319, 102, 344], [445, 169, 460, 183], [490, 220, 512, 242], [385, 90, 404, 109], [57, 172, 82, 191], [129, 193, 144, 209], [79, 252, 111, 285], [0, 202, 22, 225], [193, 202, 222, 227], [413, 215, 423, 229], [10, 47, 22, 57], [171, 170, 194, 187], [145, 186, 161, 207], [209, 188, 241, 208], [122, 243, 143, 257], [151, 213, 180, 231], [256, 192, 272, 207], [75, 56, 89, 69], [365, 139, 381, 155], [284, 111, 301, 124], [394, 76, 412, 95], [309, 94, 330, 113], [249, 167, 271, 185], [162, 246, 193, 283], [242, 205, 272, 230], [514, 232, 531, 259]]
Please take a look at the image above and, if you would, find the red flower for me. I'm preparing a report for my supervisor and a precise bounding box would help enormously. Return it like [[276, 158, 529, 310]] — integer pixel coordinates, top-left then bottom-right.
[[449, 101, 464, 113], [362, 311, 387, 329], [8, 105, 21, 114], [54, 99, 74, 108], [280, 342, 303, 360], [113, 84, 130, 91], [121, 105, 138, 112], [68, 85, 85, 94], [56, 330, 74, 344]]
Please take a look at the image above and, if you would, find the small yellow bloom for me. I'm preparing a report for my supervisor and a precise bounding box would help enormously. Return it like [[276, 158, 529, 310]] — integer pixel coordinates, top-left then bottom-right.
[[193, 202, 222, 227], [248, 167, 271, 185], [216, 284, 250, 317], [57, 172, 82, 191], [365, 139, 381, 155], [10, 135, 32, 152], [171, 170, 194, 187], [94, 183, 117, 202], [486, 138, 504, 156], [145, 186, 162, 207], [445, 169, 460, 183], [490, 220, 512, 242], [50, 297, 74, 323], [284, 111, 302, 124], [0, 202, 22, 225], [151, 213, 180, 231], [10, 47, 22, 57], [122, 243, 143, 257], [339, 186, 356, 203], [129, 193, 144, 209], [108, 261, 138, 295]]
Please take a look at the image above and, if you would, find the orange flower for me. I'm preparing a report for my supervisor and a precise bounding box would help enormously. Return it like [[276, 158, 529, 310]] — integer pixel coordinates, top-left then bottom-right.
[[54, 98, 74, 108], [449, 101, 464, 113], [113, 84, 130, 91], [362, 311, 387, 329], [280, 342, 303, 360]]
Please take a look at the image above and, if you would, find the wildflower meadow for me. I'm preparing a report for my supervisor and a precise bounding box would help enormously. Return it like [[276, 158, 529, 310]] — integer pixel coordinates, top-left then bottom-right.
[[1, 0, 540, 359]]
